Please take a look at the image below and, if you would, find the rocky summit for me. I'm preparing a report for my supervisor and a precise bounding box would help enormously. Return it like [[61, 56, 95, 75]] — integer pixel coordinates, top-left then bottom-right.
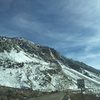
[[0, 36, 100, 94]]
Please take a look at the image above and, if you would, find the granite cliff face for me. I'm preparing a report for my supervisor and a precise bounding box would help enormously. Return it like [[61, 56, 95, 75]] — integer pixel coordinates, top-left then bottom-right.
[[0, 36, 100, 94]]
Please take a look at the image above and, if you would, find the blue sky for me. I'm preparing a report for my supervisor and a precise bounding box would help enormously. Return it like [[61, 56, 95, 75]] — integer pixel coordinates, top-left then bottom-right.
[[0, 0, 100, 69]]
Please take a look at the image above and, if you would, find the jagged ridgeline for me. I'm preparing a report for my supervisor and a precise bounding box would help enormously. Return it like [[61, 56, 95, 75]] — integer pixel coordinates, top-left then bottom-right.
[[0, 36, 99, 72], [0, 36, 60, 60], [0, 36, 100, 94]]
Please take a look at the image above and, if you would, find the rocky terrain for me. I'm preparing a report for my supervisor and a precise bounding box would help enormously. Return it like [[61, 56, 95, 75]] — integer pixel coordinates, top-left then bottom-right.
[[0, 36, 100, 96]]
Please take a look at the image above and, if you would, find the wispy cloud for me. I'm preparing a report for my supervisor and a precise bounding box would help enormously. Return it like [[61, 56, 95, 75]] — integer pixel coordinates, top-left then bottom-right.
[[0, 0, 100, 69]]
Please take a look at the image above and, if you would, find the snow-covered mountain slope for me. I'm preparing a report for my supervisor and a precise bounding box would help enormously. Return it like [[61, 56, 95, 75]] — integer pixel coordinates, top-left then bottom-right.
[[0, 36, 100, 94]]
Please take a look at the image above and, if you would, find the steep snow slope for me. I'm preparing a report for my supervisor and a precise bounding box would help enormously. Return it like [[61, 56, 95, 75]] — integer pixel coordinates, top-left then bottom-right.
[[0, 36, 100, 94], [0, 50, 71, 91]]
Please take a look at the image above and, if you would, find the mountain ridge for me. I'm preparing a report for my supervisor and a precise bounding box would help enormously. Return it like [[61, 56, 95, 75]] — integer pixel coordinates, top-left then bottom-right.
[[0, 36, 100, 94]]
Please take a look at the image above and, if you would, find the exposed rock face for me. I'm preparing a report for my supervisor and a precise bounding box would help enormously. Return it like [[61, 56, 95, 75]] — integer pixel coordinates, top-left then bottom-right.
[[0, 36, 100, 94]]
